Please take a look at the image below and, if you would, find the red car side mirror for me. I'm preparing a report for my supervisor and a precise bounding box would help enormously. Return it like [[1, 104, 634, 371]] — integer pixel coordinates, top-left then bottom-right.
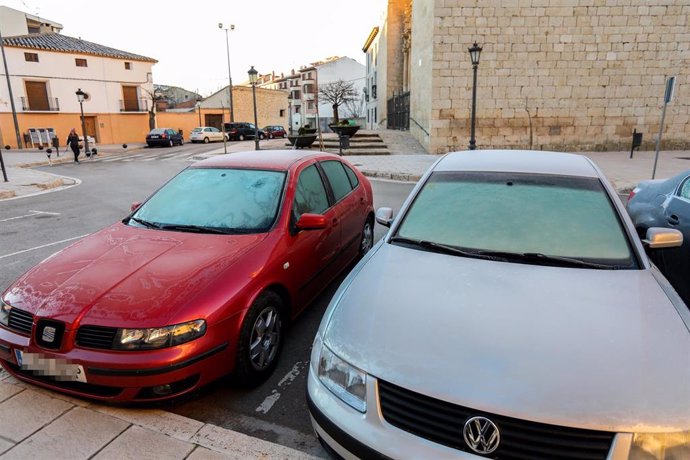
[[296, 213, 327, 231], [130, 202, 142, 212]]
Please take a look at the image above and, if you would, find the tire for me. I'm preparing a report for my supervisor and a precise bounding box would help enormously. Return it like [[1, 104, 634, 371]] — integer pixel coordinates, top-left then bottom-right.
[[168, 139, 174, 148], [235, 291, 285, 386], [282, 133, 286, 138], [259, 133, 266, 140], [179, 138, 184, 146], [239, 134, 245, 141], [203, 137, 210, 144], [358, 216, 374, 259]]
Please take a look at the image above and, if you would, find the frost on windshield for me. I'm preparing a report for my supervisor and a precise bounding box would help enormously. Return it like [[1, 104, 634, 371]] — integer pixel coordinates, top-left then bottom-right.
[[135, 169, 285, 232]]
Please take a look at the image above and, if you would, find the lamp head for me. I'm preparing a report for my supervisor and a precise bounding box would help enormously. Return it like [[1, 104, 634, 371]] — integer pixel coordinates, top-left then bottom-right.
[[75, 88, 86, 103], [468, 42, 482, 66], [218, 23, 223, 29], [248, 66, 258, 84]]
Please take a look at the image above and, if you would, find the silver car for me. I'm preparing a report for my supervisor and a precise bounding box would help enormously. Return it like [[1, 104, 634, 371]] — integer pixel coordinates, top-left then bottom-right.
[[307, 150, 690, 459]]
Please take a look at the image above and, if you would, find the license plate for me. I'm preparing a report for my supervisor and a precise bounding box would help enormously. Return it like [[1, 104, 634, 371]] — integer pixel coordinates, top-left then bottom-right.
[[14, 350, 87, 383], [150, 135, 159, 139]]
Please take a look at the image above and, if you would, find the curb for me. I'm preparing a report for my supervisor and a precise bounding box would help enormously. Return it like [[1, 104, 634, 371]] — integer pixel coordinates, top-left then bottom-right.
[[360, 170, 422, 183]]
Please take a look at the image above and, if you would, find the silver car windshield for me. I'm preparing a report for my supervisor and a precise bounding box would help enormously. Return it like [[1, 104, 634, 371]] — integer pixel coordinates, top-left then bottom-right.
[[394, 172, 636, 268], [129, 168, 286, 234]]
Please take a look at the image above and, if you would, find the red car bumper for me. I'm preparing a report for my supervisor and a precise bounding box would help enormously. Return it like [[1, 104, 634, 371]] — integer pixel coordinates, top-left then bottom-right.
[[0, 320, 236, 403]]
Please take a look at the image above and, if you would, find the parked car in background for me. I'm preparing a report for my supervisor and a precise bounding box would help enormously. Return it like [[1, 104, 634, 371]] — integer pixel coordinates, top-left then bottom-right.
[[224, 122, 266, 141], [0, 150, 374, 402], [308, 150, 689, 459], [263, 126, 287, 139], [190, 126, 228, 143], [627, 169, 690, 305], [145, 128, 184, 147]]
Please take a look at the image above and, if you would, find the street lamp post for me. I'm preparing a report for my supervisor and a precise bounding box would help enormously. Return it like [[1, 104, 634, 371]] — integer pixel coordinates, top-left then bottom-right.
[[248, 66, 260, 151], [196, 101, 202, 126], [218, 23, 235, 123], [468, 42, 482, 151], [75, 88, 89, 159]]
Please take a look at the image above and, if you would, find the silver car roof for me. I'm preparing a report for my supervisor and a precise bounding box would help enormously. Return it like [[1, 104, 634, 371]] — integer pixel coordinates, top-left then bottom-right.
[[434, 150, 599, 178]]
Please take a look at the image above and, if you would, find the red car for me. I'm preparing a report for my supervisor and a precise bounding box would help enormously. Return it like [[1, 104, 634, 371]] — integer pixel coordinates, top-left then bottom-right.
[[0, 150, 374, 402]]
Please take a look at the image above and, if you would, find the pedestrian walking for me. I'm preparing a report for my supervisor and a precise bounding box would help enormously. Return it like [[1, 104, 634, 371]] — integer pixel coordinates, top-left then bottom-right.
[[67, 128, 80, 163]]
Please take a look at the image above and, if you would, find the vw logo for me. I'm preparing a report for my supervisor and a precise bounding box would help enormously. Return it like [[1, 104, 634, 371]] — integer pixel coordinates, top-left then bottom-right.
[[463, 416, 500, 455]]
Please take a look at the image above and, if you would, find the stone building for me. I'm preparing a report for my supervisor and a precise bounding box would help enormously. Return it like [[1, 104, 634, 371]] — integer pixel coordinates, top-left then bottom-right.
[[370, 0, 689, 153]]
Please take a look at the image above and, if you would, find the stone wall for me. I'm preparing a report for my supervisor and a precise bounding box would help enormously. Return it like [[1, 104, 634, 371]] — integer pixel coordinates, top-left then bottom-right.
[[424, 0, 690, 153]]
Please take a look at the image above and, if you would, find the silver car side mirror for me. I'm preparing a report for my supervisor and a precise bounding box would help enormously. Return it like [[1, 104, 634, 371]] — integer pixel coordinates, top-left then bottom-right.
[[644, 227, 683, 249], [375, 207, 394, 228]]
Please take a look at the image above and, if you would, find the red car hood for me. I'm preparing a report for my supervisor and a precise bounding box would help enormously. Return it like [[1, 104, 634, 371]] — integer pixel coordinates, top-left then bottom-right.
[[4, 223, 267, 328]]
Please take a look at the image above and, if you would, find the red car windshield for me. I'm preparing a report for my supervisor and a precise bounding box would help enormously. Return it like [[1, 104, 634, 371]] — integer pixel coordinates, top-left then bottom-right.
[[130, 168, 286, 234]]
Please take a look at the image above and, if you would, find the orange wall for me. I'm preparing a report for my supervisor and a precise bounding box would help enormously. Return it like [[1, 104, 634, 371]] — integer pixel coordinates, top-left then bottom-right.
[[157, 112, 204, 139]]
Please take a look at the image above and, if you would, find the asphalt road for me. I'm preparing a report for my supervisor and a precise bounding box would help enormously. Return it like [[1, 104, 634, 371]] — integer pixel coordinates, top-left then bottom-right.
[[0, 148, 414, 456]]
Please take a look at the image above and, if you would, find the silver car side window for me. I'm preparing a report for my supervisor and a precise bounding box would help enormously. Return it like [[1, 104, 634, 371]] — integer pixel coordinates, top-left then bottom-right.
[[680, 177, 690, 200]]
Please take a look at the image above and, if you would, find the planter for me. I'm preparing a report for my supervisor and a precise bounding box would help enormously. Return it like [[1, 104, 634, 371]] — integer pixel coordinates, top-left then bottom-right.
[[298, 128, 317, 135], [329, 124, 360, 138], [287, 134, 317, 149]]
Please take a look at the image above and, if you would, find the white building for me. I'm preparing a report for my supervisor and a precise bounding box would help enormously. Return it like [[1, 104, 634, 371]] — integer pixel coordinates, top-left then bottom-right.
[[362, 27, 380, 130], [0, 12, 157, 147]]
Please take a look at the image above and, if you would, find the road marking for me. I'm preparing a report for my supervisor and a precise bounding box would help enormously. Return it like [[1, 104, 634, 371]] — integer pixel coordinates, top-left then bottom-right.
[[0, 234, 89, 260], [0, 210, 61, 222], [255, 361, 305, 415]]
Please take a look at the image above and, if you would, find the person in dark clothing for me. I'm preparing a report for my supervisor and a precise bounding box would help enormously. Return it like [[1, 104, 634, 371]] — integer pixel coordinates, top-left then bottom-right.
[[67, 128, 80, 163]]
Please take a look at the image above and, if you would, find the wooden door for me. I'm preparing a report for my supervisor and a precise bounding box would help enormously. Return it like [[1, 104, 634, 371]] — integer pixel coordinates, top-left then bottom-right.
[[25, 81, 49, 111], [122, 86, 139, 111], [84, 117, 97, 142]]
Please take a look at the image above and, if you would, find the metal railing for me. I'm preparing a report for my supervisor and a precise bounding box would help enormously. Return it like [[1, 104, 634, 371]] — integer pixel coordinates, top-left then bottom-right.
[[119, 98, 149, 112], [20, 97, 60, 111], [387, 91, 410, 130]]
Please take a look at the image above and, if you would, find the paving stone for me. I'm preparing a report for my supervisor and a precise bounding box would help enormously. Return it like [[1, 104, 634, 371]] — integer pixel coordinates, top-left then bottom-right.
[[92, 425, 194, 460], [2, 407, 128, 460], [0, 390, 72, 442], [0, 383, 23, 403], [190, 424, 321, 460], [186, 446, 230, 460], [89, 405, 204, 442]]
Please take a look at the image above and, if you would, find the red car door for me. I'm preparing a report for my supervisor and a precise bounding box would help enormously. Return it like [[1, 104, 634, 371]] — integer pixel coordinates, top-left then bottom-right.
[[285, 162, 342, 310], [319, 159, 366, 263]]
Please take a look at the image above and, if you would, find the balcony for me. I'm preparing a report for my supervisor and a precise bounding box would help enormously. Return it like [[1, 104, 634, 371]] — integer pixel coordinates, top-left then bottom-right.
[[21, 97, 60, 111], [119, 98, 149, 112]]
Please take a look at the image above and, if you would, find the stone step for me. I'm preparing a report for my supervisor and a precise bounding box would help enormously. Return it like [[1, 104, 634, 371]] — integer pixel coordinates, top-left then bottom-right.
[[321, 143, 386, 149], [323, 148, 391, 156], [321, 136, 384, 143]]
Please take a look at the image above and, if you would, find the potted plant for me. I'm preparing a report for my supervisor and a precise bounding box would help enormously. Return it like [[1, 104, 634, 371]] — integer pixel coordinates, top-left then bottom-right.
[[288, 124, 318, 149], [329, 119, 360, 138]]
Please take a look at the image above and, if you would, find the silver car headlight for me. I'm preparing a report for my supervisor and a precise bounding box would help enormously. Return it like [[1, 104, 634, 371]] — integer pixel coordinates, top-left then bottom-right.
[[629, 431, 690, 459], [114, 319, 206, 350], [317, 342, 366, 413], [0, 299, 11, 327]]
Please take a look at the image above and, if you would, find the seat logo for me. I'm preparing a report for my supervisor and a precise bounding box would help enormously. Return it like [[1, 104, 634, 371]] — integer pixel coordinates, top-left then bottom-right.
[[41, 326, 56, 343], [463, 416, 500, 454]]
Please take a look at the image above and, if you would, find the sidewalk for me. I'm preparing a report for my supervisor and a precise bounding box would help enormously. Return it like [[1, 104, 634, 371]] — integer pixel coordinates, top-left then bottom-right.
[[0, 368, 318, 459]]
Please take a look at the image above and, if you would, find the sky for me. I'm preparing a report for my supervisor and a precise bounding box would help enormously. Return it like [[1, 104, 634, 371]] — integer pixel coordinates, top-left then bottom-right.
[[3, 0, 387, 96]]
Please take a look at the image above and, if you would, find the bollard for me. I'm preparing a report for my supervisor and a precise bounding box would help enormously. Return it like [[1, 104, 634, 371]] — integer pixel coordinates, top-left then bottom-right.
[[46, 148, 52, 166], [629, 129, 643, 159]]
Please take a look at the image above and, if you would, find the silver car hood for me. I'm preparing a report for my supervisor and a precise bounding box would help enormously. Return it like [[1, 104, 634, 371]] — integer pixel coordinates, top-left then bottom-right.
[[324, 243, 690, 432]]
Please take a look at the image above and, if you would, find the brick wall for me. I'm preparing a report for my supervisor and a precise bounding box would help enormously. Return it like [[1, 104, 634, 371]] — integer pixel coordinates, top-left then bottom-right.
[[423, 0, 690, 153]]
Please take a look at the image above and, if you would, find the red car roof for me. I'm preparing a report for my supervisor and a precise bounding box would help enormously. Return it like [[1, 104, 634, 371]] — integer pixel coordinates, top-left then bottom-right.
[[191, 149, 344, 171]]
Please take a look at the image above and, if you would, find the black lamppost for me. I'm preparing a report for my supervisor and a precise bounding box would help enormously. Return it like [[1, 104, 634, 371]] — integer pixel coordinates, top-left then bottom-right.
[[468, 42, 482, 150], [218, 23, 235, 123], [248, 66, 260, 151], [75, 88, 89, 158]]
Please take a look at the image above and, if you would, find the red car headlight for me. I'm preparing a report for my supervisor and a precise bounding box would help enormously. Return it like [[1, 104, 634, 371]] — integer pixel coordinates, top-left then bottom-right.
[[114, 319, 206, 350]]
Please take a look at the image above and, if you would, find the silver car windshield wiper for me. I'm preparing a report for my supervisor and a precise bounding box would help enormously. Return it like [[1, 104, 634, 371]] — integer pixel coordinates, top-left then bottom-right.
[[476, 249, 620, 270], [389, 237, 509, 262], [127, 217, 162, 229], [158, 224, 232, 235]]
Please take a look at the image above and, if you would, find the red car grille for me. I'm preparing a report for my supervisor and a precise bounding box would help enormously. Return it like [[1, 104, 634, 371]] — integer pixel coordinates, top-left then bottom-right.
[[8, 308, 34, 335], [76, 326, 117, 350]]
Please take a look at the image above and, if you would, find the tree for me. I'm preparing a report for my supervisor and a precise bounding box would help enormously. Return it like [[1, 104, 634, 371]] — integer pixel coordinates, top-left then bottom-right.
[[318, 80, 358, 125], [142, 87, 165, 130]]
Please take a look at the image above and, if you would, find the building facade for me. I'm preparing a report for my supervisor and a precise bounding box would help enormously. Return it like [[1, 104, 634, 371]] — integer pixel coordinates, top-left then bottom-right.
[[258, 56, 366, 133], [0, 10, 157, 148], [372, 0, 690, 153], [200, 85, 289, 130]]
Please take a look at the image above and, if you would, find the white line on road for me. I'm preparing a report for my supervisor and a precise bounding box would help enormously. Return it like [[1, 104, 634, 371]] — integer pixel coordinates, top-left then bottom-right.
[[0, 234, 89, 260], [0, 210, 61, 223], [255, 361, 305, 415]]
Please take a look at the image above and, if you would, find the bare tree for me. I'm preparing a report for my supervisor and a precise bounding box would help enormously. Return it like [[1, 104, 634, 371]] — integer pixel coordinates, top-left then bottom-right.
[[318, 80, 358, 125], [142, 87, 165, 130], [343, 94, 365, 119]]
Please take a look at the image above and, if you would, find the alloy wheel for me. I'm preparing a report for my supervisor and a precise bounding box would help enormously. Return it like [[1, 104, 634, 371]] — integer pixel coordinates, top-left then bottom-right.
[[249, 306, 282, 371]]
